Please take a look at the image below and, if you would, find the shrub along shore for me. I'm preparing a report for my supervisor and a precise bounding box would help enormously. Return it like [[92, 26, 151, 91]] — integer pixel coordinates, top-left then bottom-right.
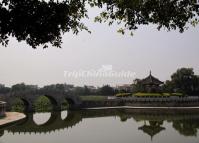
[[116, 92, 184, 97]]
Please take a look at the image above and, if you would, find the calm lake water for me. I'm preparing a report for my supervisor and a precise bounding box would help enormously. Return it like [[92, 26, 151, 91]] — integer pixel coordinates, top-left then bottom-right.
[[1, 109, 199, 143]]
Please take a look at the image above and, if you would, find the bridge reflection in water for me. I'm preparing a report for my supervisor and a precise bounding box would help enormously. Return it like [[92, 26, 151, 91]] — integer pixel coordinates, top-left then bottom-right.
[[1, 109, 199, 139]]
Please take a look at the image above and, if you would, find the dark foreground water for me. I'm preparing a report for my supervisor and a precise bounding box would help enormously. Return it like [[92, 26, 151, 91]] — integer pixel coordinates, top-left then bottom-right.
[[1, 109, 199, 143]]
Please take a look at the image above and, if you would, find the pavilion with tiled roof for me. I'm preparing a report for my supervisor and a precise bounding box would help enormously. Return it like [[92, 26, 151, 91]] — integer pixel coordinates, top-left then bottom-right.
[[140, 71, 163, 93]]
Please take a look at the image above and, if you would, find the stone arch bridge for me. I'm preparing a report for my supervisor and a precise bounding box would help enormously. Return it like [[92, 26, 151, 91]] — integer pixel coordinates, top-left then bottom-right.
[[0, 92, 82, 112]]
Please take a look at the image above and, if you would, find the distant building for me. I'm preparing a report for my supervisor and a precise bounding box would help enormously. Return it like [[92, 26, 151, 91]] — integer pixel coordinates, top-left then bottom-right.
[[140, 71, 163, 93], [87, 86, 97, 93], [116, 84, 133, 93]]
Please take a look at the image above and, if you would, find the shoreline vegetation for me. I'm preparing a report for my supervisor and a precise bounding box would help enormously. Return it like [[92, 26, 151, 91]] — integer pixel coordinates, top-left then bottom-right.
[[116, 92, 184, 97], [80, 96, 108, 101]]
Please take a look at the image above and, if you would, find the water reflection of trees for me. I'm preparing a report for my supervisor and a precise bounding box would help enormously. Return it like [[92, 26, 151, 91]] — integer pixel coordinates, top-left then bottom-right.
[[172, 119, 199, 136], [1, 109, 199, 138], [0, 0, 198, 48]]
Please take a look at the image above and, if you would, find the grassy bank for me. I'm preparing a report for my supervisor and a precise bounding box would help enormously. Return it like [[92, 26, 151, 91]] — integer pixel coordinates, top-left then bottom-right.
[[133, 92, 184, 97], [80, 96, 107, 101]]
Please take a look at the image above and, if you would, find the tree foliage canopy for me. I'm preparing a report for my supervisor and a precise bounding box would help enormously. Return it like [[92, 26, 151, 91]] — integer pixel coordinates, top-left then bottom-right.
[[98, 85, 115, 95], [163, 68, 199, 94], [170, 68, 199, 94], [0, 0, 199, 48], [0, 0, 89, 48]]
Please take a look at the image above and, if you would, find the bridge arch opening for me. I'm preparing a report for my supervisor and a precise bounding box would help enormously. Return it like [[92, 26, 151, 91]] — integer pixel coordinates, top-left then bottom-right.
[[61, 98, 75, 110], [34, 95, 59, 112], [34, 96, 53, 112], [11, 98, 30, 112]]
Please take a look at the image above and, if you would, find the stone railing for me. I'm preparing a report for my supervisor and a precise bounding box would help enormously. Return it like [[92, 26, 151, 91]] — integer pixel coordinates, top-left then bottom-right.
[[80, 96, 199, 108], [121, 96, 199, 102]]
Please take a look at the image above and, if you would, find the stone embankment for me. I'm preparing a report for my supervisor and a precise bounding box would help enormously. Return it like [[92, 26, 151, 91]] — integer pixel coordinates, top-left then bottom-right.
[[0, 112, 26, 127], [80, 96, 199, 109]]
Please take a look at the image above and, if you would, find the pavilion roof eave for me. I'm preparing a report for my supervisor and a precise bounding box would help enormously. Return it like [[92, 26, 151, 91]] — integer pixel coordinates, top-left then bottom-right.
[[141, 74, 163, 85]]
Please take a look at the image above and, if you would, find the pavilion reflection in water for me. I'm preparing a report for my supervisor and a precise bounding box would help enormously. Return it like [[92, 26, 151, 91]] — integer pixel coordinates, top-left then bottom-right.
[[138, 120, 165, 140]]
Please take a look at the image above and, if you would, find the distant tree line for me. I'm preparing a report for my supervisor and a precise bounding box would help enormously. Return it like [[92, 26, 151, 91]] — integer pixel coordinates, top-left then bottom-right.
[[51, 84, 116, 96], [0, 84, 10, 94], [0, 83, 116, 96]]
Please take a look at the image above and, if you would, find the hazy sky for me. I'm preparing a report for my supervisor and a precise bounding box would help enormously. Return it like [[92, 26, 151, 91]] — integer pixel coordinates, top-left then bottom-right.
[[0, 8, 199, 87]]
